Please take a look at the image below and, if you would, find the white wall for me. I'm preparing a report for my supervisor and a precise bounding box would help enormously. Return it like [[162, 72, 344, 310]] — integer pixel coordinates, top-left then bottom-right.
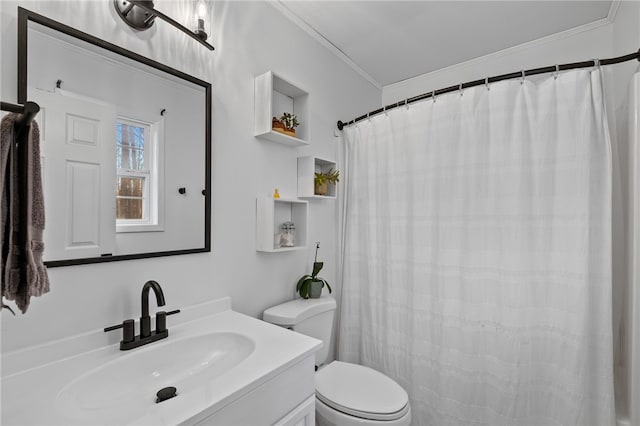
[[612, 0, 640, 371], [614, 2, 640, 424], [382, 3, 640, 421], [0, 0, 380, 352]]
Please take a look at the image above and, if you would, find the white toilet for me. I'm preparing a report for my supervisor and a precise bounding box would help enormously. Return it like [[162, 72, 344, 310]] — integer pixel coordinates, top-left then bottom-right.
[[263, 297, 411, 426]]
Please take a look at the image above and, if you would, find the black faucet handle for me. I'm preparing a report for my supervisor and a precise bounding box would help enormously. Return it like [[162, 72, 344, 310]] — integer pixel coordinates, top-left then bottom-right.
[[156, 309, 180, 333], [156, 311, 167, 333], [104, 319, 135, 343], [104, 323, 123, 332]]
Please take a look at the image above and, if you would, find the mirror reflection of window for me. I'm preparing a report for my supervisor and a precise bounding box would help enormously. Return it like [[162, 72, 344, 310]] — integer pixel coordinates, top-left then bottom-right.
[[116, 119, 149, 221], [115, 117, 164, 233]]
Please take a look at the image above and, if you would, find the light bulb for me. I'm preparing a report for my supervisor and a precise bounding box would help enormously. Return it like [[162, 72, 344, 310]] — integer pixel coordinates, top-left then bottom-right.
[[193, 0, 208, 41], [196, 0, 207, 20]]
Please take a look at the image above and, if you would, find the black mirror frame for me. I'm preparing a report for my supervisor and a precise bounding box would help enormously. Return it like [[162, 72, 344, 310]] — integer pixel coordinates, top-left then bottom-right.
[[17, 7, 212, 267]]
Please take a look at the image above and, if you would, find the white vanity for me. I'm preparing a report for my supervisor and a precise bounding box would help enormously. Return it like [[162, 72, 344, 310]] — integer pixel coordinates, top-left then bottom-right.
[[1, 297, 321, 425]]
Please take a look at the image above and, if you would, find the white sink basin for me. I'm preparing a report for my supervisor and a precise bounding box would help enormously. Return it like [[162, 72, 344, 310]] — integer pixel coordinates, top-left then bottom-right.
[[56, 331, 255, 424], [2, 301, 322, 426]]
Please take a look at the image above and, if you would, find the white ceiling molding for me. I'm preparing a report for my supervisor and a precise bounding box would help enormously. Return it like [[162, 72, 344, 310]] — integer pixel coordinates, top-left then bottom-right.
[[607, 0, 621, 22], [266, 1, 383, 90], [269, 0, 616, 92]]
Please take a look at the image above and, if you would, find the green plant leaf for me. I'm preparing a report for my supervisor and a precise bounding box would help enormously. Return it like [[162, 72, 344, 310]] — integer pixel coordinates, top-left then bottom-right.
[[322, 279, 332, 294], [299, 280, 311, 299], [311, 262, 324, 278], [314, 172, 326, 186], [296, 275, 312, 291], [314, 169, 340, 186]]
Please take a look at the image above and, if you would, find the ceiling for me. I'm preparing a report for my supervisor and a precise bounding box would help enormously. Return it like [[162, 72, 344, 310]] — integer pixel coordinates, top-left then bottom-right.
[[275, 1, 614, 88]]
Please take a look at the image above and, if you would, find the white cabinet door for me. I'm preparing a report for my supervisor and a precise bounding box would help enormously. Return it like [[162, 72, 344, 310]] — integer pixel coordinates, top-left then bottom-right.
[[274, 396, 315, 426], [32, 88, 116, 260]]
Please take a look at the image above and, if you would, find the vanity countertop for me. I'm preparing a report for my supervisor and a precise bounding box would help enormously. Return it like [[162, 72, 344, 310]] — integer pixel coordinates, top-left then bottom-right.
[[1, 297, 321, 425]]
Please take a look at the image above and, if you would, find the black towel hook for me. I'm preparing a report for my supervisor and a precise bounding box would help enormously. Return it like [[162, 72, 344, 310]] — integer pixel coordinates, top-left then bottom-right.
[[1, 300, 16, 316]]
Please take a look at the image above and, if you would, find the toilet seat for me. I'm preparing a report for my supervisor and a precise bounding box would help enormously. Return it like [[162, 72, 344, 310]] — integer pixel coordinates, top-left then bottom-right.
[[315, 361, 410, 421]]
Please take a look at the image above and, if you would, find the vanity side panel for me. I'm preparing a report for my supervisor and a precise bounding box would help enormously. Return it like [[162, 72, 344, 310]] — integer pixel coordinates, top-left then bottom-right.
[[189, 356, 315, 426]]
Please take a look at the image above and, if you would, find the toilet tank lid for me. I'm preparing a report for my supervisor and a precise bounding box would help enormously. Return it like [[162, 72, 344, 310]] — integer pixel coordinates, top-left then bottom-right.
[[263, 296, 337, 326]]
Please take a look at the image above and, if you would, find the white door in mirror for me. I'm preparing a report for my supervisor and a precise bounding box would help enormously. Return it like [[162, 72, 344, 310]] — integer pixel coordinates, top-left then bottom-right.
[[32, 88, 116, 261]]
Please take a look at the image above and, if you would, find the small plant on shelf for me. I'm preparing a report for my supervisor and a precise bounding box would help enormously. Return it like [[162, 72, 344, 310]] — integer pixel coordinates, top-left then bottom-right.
[[272, 112, 299, 137], [314, 168, 340, 196], [296, 243, 332, 299], [280, 112, 299, 129]]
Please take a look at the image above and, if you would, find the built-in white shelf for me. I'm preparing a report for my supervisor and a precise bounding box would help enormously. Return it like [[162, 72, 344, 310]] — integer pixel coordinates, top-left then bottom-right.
[[256, 197, 308, 252], [254, 71, 309, 147], [297, 156, 337, 199]]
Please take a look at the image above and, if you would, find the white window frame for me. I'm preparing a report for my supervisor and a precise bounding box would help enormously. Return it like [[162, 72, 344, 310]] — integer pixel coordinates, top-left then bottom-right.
[[116, 116, 165, 233]]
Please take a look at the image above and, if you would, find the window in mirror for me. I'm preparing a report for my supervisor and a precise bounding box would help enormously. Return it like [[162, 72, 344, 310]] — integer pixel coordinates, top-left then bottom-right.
[[116, 117, 164, 233]]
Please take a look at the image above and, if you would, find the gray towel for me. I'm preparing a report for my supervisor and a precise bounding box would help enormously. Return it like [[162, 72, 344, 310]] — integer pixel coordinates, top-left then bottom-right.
[[1, 113, 49, 314]]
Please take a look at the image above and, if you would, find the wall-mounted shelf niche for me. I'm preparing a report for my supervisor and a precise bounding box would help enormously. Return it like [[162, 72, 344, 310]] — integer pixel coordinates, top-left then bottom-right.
[[297, 156, 337, 199], [254, 71, 309, 147], [256, 197, 308, 252]]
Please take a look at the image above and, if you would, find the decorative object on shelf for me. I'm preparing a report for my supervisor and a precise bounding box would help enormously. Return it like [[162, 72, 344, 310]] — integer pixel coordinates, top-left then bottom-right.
[[256, 197, 308, 252], [273, 188, 280, 199], [296, 243, 332, 299], [314, 168, 340, 196], [272, 112, 299, 137], [297, 157, 337, 199], [280, 112, 299, 130], [255, 71, 309, 147], [280, 221, 296, 247], [113, 0, 215, 50]]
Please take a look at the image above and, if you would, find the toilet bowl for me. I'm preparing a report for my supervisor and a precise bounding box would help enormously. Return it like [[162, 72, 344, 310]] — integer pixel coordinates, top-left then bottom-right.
[[315, 361, 411, 426], [263, 297, 411, 426]]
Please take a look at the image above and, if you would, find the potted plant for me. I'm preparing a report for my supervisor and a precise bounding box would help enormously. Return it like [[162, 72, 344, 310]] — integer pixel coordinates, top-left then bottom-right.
[[272, 112, 299, 137], [314, 168, 340, 196], [296, 243, 332, 299]]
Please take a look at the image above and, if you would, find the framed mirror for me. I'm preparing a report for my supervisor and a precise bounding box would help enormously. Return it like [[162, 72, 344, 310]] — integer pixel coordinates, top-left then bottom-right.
[[17, 8, 211, 267]]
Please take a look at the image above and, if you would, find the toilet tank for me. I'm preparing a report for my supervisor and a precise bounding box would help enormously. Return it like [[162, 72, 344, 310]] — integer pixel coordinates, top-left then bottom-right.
[[263, 297, 336, 366]]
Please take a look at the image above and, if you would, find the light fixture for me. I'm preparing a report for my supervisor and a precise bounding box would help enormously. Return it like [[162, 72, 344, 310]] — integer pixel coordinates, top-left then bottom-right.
[[113, 0, 214, 51], [194, 0, 208, 41]]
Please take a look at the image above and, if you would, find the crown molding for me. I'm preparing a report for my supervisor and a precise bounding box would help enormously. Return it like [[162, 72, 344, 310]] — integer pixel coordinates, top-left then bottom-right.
[[266, 0, 383, 91], [607, 0, 621, 23], [268, 0, 619, 94]]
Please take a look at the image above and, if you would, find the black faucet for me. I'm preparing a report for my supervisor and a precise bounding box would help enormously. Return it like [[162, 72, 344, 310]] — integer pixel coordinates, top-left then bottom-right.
[[140, 280, 165, 338], [104, 280, 180, 350]]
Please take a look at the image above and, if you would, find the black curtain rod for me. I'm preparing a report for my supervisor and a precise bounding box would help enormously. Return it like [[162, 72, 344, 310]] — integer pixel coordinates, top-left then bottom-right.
[[1, 100, 40, 136], [337, 48, 640, 130]]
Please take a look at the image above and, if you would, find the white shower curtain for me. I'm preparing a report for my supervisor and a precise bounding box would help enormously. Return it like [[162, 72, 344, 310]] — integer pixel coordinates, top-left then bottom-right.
[[337, 69, 615, 425]]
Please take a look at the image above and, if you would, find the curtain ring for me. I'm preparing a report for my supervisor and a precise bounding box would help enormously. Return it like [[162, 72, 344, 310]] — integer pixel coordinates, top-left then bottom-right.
[[432, 90, 436, 103], [554, 64, 559, 80], [485, 77, 490, 91], [383, 105, 388, 116], [405, 98, 410, 109], [520, 70, 526, 85], [367, 112, 371, 122], [593, 58, 601, 70], [459, 83, 463, 96]]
